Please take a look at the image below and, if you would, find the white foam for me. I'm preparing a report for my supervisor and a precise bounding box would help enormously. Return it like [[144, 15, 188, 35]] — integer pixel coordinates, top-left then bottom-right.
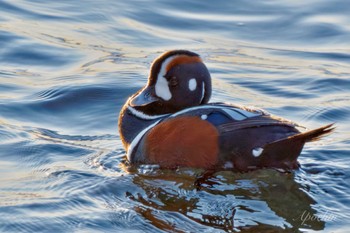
[[188, 78, 197, 91], [201, 114, 207, 120]]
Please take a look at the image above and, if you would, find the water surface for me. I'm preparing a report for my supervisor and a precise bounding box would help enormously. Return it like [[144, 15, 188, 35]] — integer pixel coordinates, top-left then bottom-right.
[[0, 0, 349, 232]]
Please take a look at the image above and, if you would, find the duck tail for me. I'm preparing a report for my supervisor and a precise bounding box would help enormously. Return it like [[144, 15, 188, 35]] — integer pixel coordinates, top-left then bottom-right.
[[259, 124, 335, 169], [294, 123, 335, 143]]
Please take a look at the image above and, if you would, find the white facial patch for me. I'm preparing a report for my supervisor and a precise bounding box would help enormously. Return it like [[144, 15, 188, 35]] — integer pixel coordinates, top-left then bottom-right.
[[155, 75, 171, 101], [155, 56, 178, 101], [188, 78, 197, 91]]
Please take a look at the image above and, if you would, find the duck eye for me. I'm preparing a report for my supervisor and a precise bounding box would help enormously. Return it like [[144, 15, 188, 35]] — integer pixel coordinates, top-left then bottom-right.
[[167, 76, 178, 87]]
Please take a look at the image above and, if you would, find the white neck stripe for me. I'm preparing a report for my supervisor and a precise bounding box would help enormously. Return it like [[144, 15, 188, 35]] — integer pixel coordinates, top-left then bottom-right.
[[128, 106, 169, 120], [168, 104, 263, 118], [128, 103, 265, 121]]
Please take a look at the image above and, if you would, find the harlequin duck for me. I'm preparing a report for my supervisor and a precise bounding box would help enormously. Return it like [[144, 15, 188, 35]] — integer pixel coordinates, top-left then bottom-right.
[[118, 50, 334, 171]]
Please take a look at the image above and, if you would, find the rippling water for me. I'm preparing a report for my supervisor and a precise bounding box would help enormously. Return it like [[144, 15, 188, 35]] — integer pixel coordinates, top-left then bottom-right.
[[1, 1, 349, 232]]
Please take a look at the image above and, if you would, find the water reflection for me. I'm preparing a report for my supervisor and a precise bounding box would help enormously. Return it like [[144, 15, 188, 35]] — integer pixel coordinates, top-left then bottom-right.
[[126, 168, 325, 232]]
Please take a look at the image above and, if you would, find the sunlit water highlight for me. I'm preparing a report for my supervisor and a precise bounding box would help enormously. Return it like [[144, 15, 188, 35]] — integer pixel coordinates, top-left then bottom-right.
[[0, 1, 349, 232]]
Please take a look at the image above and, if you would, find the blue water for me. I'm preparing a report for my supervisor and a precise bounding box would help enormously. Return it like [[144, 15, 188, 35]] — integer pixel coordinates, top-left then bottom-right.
[[0, 0, 349, 232]]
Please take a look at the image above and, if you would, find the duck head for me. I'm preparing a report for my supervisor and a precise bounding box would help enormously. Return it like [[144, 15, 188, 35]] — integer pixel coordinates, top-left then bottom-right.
[[129, 50, 212, 115]]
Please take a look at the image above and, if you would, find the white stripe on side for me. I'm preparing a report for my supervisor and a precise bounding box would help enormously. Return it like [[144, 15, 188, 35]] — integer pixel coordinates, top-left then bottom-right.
[[232, 107, 264, 118], [222, 108, 247, 121], [169, 104, 264, 119], [127, 119, 161, 161]]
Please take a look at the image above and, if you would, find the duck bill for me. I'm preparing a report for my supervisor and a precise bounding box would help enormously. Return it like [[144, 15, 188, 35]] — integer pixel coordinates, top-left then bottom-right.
[[130, 86, 160, 107]]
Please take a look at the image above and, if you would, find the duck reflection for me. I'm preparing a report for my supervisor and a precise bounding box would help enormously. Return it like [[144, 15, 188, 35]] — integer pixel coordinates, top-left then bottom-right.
[[126, 167, 325, 232]]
